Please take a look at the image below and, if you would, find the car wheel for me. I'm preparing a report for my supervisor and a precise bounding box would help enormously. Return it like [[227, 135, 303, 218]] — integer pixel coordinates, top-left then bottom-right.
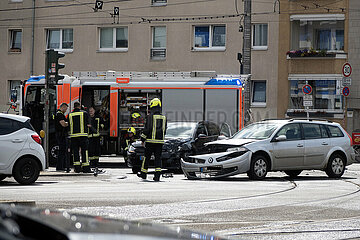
[[284, 170, 302, 178], [13, 158, 40, 185], [247, 154, 268, 180], [132, 167, 141, 174], [325, 153, 345, 178], [0, 175, 6, 182]]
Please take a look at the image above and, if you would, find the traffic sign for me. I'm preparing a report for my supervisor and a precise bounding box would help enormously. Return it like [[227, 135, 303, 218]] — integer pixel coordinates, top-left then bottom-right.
[[302, 84, 312, 95], [303, 100, 313, 107], [303, 95, 312, 100], [342, 62, 352, 77], [342, 86, 350, 96], [342, 77, 352, 86]]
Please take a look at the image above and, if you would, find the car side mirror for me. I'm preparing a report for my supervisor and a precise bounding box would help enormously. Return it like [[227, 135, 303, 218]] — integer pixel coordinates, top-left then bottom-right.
[[274, 135, 286, 142]]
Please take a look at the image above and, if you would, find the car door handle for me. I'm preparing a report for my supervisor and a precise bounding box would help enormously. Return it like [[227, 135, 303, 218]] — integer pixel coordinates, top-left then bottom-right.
[[322, 142, 329, 145], [297, 144, 304, 147], [12, 139, 24, 143]]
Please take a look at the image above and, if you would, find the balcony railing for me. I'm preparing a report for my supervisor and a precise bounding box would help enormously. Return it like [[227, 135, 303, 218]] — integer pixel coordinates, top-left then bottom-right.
[[150, 48, 166, 60]]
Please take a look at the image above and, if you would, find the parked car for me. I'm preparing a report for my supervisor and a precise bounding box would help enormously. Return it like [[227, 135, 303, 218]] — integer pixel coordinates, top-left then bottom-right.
[[126, 121, 231, 173], [181, 119, 356, 180], [0, 113, 45, 184]]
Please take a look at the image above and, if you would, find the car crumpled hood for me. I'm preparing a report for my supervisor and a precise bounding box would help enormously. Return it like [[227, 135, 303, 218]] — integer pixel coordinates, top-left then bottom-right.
[[205, 138, 256, 147]]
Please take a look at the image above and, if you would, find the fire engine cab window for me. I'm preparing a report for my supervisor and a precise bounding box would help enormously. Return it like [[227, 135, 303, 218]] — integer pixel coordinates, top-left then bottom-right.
[[0, 118, 21, 135]]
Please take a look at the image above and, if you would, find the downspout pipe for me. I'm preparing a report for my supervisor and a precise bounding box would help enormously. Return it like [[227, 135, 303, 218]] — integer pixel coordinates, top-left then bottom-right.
[[30, 0, 35, 76]]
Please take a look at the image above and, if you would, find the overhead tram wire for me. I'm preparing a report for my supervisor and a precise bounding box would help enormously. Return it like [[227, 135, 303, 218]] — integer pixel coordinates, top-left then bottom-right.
[[0, 0, 215, 12], [0, 0, 348, 23]]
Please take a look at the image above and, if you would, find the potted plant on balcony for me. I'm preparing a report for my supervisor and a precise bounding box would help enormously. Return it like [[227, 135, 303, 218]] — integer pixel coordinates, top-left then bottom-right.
[[287, 48, 335, 58]]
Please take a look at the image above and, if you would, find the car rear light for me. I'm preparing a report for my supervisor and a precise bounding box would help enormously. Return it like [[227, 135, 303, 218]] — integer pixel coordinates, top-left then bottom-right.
[[31, 134, 42, 145], [345, 130, 353, 146]]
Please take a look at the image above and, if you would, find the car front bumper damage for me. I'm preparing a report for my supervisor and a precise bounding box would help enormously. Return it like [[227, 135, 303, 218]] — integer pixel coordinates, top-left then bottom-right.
[[181, 151, 251, 179]]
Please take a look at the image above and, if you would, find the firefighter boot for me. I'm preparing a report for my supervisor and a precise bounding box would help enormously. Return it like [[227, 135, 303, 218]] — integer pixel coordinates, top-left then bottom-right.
[[153, 172, 161, 182], [137, 171, 147, 180], [74, 165, 81, 173]]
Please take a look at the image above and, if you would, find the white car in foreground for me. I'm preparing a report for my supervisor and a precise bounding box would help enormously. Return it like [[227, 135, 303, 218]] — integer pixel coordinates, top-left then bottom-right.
[[0, 113, 45, 184], [181, 119, 356, 180]]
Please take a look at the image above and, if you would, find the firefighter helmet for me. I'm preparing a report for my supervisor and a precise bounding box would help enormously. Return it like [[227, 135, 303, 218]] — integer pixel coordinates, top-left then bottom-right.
[[132, 112, 141, 119], [150, 98, 161, 108], [128, 127, 136, 135]]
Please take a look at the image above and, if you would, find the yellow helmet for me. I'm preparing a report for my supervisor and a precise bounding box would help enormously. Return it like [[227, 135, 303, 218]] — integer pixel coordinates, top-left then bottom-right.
[[150, 98, 161, 108], [132, 112, 141, 119], [127, 127, 136, 135]]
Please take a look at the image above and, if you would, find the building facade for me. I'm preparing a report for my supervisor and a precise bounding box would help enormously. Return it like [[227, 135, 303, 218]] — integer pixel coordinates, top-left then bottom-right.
[[278, 0, 349, 127], [0, 0, 279, 124]]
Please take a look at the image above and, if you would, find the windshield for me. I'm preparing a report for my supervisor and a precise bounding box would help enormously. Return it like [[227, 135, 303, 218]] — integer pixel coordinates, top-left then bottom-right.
[[165, 122, 197, 139], [233, 122, 280, 140]]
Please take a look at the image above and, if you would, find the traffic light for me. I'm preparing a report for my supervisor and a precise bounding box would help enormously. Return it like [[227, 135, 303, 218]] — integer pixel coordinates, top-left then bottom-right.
[[45, 49, 65, 87]]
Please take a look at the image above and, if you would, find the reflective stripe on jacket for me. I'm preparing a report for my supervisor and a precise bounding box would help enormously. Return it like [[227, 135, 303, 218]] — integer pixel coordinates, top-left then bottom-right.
[[89, 117, 100, 138], [69, 109, 88, 138], [141, 113, 167, 144]]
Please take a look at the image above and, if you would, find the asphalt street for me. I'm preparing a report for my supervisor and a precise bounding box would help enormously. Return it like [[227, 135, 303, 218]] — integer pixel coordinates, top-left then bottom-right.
[[1, 157, 360, 240]]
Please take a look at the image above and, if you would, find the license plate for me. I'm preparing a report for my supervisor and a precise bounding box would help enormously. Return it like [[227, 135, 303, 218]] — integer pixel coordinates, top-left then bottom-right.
[[200, 166, 222, 172]]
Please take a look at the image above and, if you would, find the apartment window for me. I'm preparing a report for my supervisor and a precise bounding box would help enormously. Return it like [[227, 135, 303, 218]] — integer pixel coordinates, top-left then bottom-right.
[[151, 0, 167, 6], [290, 14, 344, 52], [99, 27, 128, 51], [194, 25, 226, 50], [252, 24, 268, 50], [289, 80, 343, 110], [9, 29, 22, 52], [46, 29, 73, 51], [10, 0, 23, 2], [252, 81, 266, 105], [151, 26, 166, 59]]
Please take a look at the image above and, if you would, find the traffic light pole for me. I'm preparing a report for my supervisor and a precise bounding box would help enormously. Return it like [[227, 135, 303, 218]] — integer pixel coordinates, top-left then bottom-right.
[[44, 50, 51, 168], [44, 49, 65, 168]]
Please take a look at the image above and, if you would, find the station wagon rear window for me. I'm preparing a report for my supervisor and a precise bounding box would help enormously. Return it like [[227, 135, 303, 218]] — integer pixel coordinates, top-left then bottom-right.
[[327, 125, 344, 138]]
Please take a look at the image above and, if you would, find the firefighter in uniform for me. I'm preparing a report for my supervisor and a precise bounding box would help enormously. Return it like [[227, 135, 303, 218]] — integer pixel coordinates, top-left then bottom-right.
[[138, 98, 167, 181], [55, 103, 69, 172], [88, 107, 104, 171], [68, 102, 91, 173]]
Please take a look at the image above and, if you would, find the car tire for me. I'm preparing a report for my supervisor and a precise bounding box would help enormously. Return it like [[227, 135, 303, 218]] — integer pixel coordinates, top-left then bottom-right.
[[325, 153, 346, 178], [284, 170, 302, 178], [247, 154, 269, 180], [13, 157, 40, 185], [0, 175, 6, 182], [132, 167, 141, 174]]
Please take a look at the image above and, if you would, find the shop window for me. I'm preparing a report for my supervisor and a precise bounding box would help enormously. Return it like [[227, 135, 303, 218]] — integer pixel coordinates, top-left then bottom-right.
[[289, 80, 343, 110], [151, 0, 167, 6]]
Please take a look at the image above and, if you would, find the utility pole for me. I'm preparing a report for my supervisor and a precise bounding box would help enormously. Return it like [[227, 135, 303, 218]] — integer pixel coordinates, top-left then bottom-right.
[[243, 0, 252, 125]]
